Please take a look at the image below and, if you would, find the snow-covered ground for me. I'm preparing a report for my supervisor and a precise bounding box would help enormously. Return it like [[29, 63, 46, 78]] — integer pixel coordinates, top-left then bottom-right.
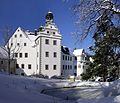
[[0, 73, 120, 103]]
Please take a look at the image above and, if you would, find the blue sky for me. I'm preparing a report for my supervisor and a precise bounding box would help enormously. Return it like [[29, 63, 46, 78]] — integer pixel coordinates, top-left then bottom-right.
[[0, 0, 93, 52]]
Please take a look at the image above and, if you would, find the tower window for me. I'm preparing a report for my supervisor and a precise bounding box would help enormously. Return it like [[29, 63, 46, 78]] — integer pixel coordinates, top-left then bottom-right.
[[45, 39, 49, 44], [45, 52, 49, 57], [53, 40, 57, 45], [28, 64, 31, 69], [53, 32, 55, 34], [45, 65, 49, 70]]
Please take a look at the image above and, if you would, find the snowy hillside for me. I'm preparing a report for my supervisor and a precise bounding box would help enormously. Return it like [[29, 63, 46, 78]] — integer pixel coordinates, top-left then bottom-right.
[[0, 73, 120, 103]]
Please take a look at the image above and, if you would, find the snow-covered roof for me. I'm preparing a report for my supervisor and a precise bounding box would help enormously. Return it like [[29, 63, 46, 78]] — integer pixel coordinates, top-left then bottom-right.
[[0, 47, 8, 59], [61, 46, 74, 55], [73, 49, 84, 56]]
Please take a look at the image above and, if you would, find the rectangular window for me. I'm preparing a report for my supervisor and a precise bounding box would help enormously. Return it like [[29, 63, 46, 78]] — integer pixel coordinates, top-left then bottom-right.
[[45, 52, 49, 57], [70, 65, 72, 69], [53, 40, 57, 45], [63, 65, 64, 70], [65, 56, 67, 60], [75, 57, 77, 60], [74, 65, 77, 69], [68, 65, 69, 70], [70, 57, 72, 61], [66, 65, 67, 70], [16, 64, 19, 68], [45, 39, 49, 44], [28, 64, 31, 69], [53, 52, 57, 57], [45, 65, 49, 70], [25, 53, 28, 58], [24, 43, 26, 46], [1, 61, 3, 64], [19, 53, 22, 58], [37, 65, 38, 70], [14, 53, 18, 58], [63, 55, 64, 60], [21, 64, 24, 69], [68, 56, 69, 61], [53, 65, 57, 70]]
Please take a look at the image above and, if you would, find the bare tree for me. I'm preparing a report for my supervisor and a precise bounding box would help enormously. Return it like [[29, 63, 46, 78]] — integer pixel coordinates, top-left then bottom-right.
[[0, 26, 21, 74], [73, 0, 120, 41]]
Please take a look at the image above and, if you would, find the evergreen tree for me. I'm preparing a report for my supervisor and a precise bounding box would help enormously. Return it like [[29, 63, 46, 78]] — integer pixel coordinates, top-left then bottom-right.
[[81, 12, 120, 81]]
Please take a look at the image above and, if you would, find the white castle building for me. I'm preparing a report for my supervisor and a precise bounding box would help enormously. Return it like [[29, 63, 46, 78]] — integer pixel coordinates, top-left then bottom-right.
[[5, 11, 91, 78]]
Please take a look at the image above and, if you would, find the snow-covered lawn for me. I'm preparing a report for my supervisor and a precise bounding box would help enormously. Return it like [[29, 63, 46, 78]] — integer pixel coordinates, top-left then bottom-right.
[[0, 73, 120, 103]]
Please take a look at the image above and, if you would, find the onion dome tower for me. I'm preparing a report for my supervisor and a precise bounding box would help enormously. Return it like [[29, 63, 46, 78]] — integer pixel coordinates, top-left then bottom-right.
[[45, 11, 54, 24]]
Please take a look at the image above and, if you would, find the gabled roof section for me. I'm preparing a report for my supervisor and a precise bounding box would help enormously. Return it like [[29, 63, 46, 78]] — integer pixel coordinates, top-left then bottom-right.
[[15, 27, 28, 38], [73, 49, 84, 56], [61, 46, 70, 55]]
